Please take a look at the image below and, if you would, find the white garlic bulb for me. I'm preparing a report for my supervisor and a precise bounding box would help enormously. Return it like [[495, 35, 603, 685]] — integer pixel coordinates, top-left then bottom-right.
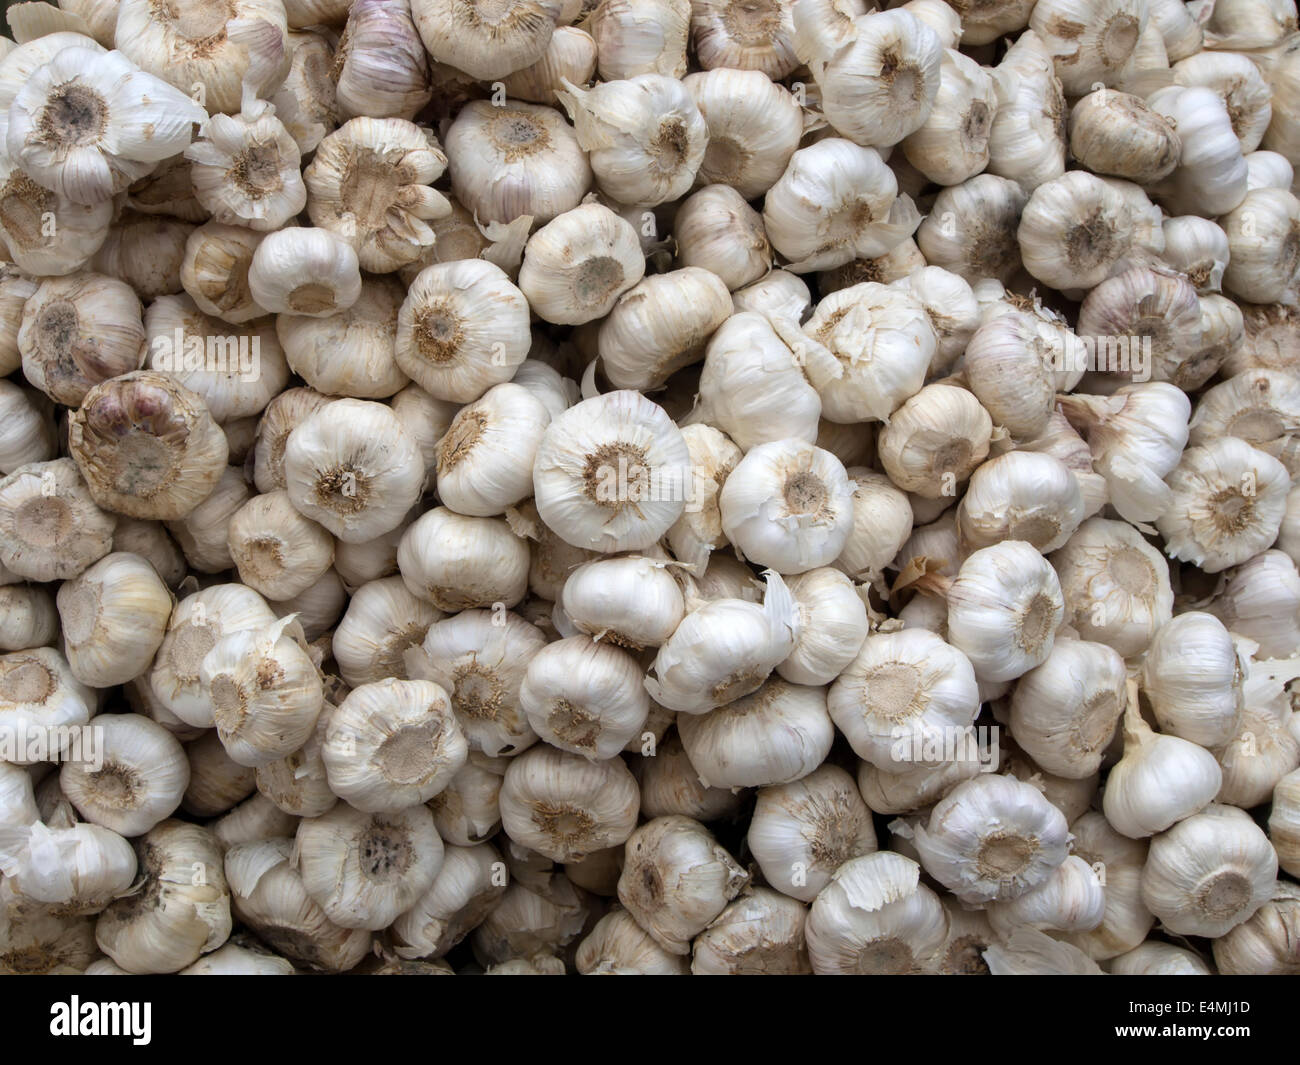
[[1214, 662, 1300, 809], [1162, 215, 1230, 293], [958, 451, 1085, 555], [1147, 85, 1249, 217], [1140, 803, 1278, 938], [959, 311, 1058, 441], [665, 423, 742, 573], [575, 907, 690, 975], [398, 507, 530, 612], [902, 48, 998, 186], [1068, 89, 1180, 186], [411, 0, 559, 80], [1109, 942, 1213, 975], [691, 887, 811, 974], [0, 820, 136, 913], [878, 384, 992, 499], [985, 855, 1105, 937], [254, 706, 336, 819], [390, 841, 505, 960], [518, 204, 645, 326], [1269, 768, 1300, 877], [332, 576, 440, 688], [1059, 811, 1153, 960], [777, 568, 869, 687], [1211, 881, 1300, 975], [1142, 612, 1244, 748], [560, 555, 685, 650]]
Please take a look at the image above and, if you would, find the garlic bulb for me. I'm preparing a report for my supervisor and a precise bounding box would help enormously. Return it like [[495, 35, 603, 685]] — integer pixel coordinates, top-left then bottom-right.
[[1220, 189, 1300, 305], [1211, 880, 1300, 975], [69, 371, 229, 521], [673, 185, 771, 292], [777, 568, 869, 686], [1140, 803, 1278, 938], [1245, 149, 1294, 189], [1162, 215, 1230, 294], [1270, 768, 1300, 877], [1103, 680, 1223, 838], [645, 569, 798, 713], [247, 228, 361, 319], [1068, 89, 1180, 186], [501, 26, 598, 103], [227, 491, 333, 601], [182, 731, 256, 818], [150, 585, 277, 729], [1109, 942, 1213, 975], [959, 312, 1057, 441], [945, 540, 1064, 683], [389, 841, 505, 959], [398, 507, 530, 611], [1215, 658, 1300, 808], [0, 584, 56, 651], [901, 48, 997, 186], [254, 702, 335, 819], [1147, 86, 1248, 218], [225, 837, 371, 971], [186, 112, 307, 233], [163, 468, 251, 575], [828, 629, 979, 771], [559, 555, 684, 650], [588, 0, 689, 78], [94, 820, 230, 974], [890, 267, 980, 376], [210, 792, 298, 852], [518, 635, 648, 760], [1052, 517, 1173, 658], [557, 74, 707, 208], [200, 616, 324, 768], [688, 312, 822, 452], [616, 815, 748, 955], [0, 458, 115, 581], [1156, 437, 1290, 573], [283, 398, 423, 544], [747, 765, 877, 902], [665, 423, 741, 573], [1057, 384, 1191, 524], [985, 855, 1105, 937], [271, 30, 338, 154], [396, 259, 531, 402], [763, 139, 921, 273], [498, 743, 639, 862], [518, 204, 644, 327], [913, 773, 1071, 903], [805, 851, 947, 975], [445, 101, 590, 226], [0, 381, 51, 478], [1211, 550, 1300, 654], [958, 451, 1085, 555], [576, 906, 689, 974], [1190, 370, 1300, 478], [296, 801, 442, 931], [691, 887, 811, 975], [1142, 612, 1244, 748], [0, 820, 135, 913], [1174, 50, 1273, 155], [334, 0, 431, 120], [0, 152, 113, 277], [915, 174, 1027, 285], [435, 384, 551, 518], [411, 0, 559, 80], [984, 31, 1065, 191], [57, 552, 171, 688], [533, 390, 689, 553], [1058, 811, 1153, 960], [597, 268, 731, 391], [331, 577, 439, 688], [677, 677, 834, 788]]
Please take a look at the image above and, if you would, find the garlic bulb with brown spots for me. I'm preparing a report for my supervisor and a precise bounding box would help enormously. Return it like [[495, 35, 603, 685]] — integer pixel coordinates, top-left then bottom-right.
[[0, 458, 115, 582], [271, 30, 338, 154], [1027, 0, 1146, 95], [60, 714, 189, 838], [0, 155, 113, 277], [69, 372, 229, 521], [805, 851, 947, 975], [398, 507, 530, 611], [1051, 528, 1167, 665], [747, 765, 877, 902], [186, 111, 306, 233], [1068, 89, 1180, 186], [57, 552, 171, 688], [915, 174, 1027, 285], [691, 887, 811, 975], [295, 801, 443, 931], [180, 223, 267, 326], [498, 743, 639, 862]]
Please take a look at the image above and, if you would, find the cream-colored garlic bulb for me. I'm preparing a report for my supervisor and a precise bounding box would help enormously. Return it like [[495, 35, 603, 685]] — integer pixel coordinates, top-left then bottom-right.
[[588, 0, 689, 78], [1245, 149, 1294, 189], [498, 743, 639, 862], [70, 371, 229, 521], [777, 568, 869, 686], [396, 259, 531, 402], [719, 441, 856, 575], [1220, 189, 1300, 304], [890, 267, 980, 376], [665, 423, 742, 573], [176, 937, 296, 975], [0, 763, 38, 829], [1209, 550, 1300, 654], [200, 616, 324, 768], [94, 820, 229, 974], [295, 801, 442, 931], [683, 68, 802, 199], [1174, 50, 1273, 154], [270, 30, 338, 155], [557, 74, 707, 207], [1162, 216, 1230, 294], [321, 678, 466, 813], [435, 384, 551, 518], [748, 765, 877, 902], [1103, 680, 1223, 838], [0, 458, 115, 582], [673, 185, 771, 292], [985, 855, 1105, 937], [597, 268, 731, 391], [645, 569, 798, 713], [247, 228, 361, 319], [0, 584, 56, 651], [411, 0, 559, 80], [0, 266, 36, 372], [430, 757, 503, 846], [1017, 412, 1109, 522], [254, 700, 335, 819], [959, 312, 1057, 441], [944, 540, 1064, 683], [533, 390, 689, 553], [501, 26, 598, 103], [331, 577, 439, 688], [252, 389, 334, 494], [617, 815, 748, 955], [901, 48, 997, 186], [56, 713, 187, 838], [677, 677, 834, 788], [1068, 88, 1180, 186], [575, 906, 690, 974], [763, 139, 921, 273], [210, 792, 298, 852], [1156, 437, 1290, 573], [559, 555, 685, 650], [1191, 370, 1300, 478], [922, 898, 996, 974], [1270, 768, 1300, 877], [915, 174, 1027, 284], [0, 820, 136, 913], [1211, 880, 1300, 975], [226, 491, 333, 601], [1141, 803, 1278, 938], [1009, 639, 1125, 779], [150, 585, 276, 729], [444, 101, 590, 226], [283, 398, 422, 544], [185, 111, 306, 233], [390, 841, 506, 959], [958, 451, 1084, 555], [1052, 517, 1173, 658], [688, 312, 822, 452], [1057, 384, 1191, 524], [398, 507, 530, 611], [1142, 612, 1244, 749], [0, 153, 112, 276], [160, 467, 249, 575], [805, 851, 947, 975], [689, 0, 797, 77], [1017, 171, 1161, 291], [876, 386, 988, 500], [57, 552, 170, 688], [518, 204, 644, 327], [304, 118, 449, 274], [182, 731, 256, 818], [333, 0, 431, 120], [518, 635, 648, 760], [828, 628, 979, 771], [914, 773, 1070, 903], [1147, 86, 1249, 217], [223, 836, 370, 971], [984, 31, 1065, 191], [691, 887, 811, 975], [1056, 811, 1152, 960], [1109, 942, 1213, 974], [1028, 0, 1146, 94]]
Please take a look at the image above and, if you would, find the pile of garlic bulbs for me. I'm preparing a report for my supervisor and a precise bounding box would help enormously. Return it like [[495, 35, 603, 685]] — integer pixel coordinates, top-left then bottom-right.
[[2, 0, 1300, 978]]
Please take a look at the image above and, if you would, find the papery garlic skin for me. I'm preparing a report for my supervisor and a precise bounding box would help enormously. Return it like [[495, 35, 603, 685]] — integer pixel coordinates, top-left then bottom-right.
[[0, 821, 136, 913], [576, 907, 690, 975], [560, 555, 684, 650], [985, 855, 1105, 937], [411, 0, 560, 81], [778, 568, 869, 686], [1068, 89, 1180, 186], [957, 451, 1085, 555], [1142, 612, 1244, 749], [0, 458, 115, 582], [398, 507, 530, 612], [1058, 811, 1153, 960]]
